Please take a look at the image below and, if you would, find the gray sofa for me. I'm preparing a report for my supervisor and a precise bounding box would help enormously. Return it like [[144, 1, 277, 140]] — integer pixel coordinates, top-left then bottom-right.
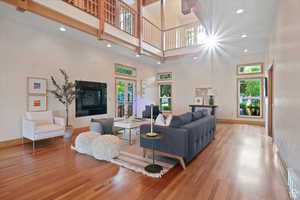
[[140, 111, 216, 168]]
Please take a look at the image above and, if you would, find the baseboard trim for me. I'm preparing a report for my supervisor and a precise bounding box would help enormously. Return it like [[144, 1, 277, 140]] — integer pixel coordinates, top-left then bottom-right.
[[217, 119, 265, 127], [0, 127, 89, 149], [0, 138, 31, 149], [273, 144, 293, 199]]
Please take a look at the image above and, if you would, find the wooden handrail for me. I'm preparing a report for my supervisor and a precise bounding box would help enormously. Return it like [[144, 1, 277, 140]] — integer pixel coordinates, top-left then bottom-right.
[[164, 21, 199, 31], [142, 17, 161, 31]]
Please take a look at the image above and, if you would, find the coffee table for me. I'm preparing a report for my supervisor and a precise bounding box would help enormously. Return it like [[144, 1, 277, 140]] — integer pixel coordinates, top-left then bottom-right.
[[114, 119, 150, 145]]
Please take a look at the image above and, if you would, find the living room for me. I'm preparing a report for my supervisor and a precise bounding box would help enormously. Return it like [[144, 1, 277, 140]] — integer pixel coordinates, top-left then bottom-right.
[[0, 0, 299, 199]]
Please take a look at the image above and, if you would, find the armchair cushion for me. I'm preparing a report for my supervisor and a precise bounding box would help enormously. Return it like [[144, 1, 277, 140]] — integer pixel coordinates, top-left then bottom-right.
[[25, 111, 53, 125], [35, 124, 64, 134]]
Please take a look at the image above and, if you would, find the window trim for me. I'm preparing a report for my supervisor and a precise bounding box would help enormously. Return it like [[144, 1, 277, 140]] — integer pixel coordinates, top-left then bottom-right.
[[158, 82, 173, 112], [237, 63, 264, 76], [237, 77, 264, 119]]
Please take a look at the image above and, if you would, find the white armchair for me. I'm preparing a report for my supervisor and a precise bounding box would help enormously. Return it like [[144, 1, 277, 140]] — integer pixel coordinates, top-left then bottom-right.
[[22, 111, 66, 149]]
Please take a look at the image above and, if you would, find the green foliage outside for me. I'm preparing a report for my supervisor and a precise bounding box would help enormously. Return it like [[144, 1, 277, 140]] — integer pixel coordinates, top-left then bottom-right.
[[239, 79, 261, 117], [239, 65, 261, 73], [115, 66, 133, 75], [160, 84, 172, 111], [240, 79, 261, 97], [160, 73, 172, 80]]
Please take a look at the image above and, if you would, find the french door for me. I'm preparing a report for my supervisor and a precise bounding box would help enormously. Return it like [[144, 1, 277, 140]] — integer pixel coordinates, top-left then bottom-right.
[[115, 78, 136, 119]]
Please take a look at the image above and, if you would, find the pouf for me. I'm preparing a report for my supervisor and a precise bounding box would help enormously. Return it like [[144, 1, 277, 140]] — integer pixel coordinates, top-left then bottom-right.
[[92, 135, 120, 161], [72, 131, 99, 156]]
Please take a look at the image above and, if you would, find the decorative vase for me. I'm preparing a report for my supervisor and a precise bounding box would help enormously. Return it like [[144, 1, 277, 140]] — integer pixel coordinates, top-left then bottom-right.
[[64, 125, 73, 138]]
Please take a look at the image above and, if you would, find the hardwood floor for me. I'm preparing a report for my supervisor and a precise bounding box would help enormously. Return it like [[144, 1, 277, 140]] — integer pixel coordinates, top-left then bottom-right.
[[0, 124, 289, 200]]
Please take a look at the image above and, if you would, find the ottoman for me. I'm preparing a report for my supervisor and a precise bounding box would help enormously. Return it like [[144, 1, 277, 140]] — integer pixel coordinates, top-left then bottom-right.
[[72, 131, 120, 161], [92, 135, 120, 161]]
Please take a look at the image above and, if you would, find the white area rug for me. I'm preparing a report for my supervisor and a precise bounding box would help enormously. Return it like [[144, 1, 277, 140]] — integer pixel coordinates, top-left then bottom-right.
[[111, 151, 175, 178]]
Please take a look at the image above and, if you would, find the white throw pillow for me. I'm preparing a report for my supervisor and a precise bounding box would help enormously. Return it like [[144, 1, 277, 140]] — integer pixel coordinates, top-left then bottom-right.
[[165, 115, 172, 126], [155, 114, 166, 126]]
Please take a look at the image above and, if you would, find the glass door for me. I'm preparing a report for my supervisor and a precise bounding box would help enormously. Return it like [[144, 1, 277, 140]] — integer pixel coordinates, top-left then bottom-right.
[[115, 79, 136, 119]]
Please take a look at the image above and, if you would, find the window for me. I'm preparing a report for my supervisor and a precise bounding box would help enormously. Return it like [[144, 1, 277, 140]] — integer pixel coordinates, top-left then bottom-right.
[[237, 63, 263, 75], [159, 84, 172, 112], [119, 7, 134, 35], [185, 27, 195, 47], [115, 64, 136, 77], [157, 72, 172, 81], [238, 78, 263, 118]]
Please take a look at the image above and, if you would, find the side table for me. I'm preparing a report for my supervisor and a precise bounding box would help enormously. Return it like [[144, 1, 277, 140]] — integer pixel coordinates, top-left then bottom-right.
[[141, 133, 163, 173]]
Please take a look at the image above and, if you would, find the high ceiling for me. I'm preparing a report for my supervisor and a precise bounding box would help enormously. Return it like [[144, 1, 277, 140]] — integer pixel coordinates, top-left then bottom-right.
[[195, 0, 278, 56]]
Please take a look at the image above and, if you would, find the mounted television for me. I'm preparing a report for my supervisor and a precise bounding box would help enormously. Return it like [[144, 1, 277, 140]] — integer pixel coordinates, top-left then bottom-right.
[[75, 81, 107, 117]]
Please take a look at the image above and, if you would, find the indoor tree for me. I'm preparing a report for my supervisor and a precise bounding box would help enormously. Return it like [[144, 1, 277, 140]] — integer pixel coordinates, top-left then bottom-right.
[[48, 69, 75, 131]]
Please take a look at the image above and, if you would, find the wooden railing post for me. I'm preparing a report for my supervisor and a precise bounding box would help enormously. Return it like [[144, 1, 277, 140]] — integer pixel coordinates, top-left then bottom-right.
[[137, 0, 143, 55], [161, 0, 165, 58], [98, 0, 105, 39]]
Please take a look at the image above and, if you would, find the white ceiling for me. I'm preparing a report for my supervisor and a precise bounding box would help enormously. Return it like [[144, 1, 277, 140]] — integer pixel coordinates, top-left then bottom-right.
[[195, 0, 279, 56]]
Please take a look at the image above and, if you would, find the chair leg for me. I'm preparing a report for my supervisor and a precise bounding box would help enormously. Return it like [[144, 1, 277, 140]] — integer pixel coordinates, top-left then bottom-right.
[[33, 140, 35, 151]]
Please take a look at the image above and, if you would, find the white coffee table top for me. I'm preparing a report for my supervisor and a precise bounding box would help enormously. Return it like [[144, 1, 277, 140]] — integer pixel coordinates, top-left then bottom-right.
[[114, 119, 151, 129]]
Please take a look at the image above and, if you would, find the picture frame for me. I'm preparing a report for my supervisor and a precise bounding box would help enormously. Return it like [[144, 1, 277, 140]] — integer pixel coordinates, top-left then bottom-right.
[[194, 97, 203, 105], [28, 95, 47, 112], [27, 77, 47, 95]]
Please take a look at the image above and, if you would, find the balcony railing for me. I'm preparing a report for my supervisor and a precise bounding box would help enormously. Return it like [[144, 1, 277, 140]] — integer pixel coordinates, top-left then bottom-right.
[[105, 0, 138, 37], [143, 17, 162, 49], [164, 22, 205, 51], [63, 0, 205, 54], [63, 0, 99, 17]]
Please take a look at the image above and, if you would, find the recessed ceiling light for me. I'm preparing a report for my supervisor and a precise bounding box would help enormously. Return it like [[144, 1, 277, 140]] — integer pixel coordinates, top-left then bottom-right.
[[136, 54, 140, 58], [106, 43, 112, 48], [193, 57, 198, 60], [236, 9, 244, 14], [244, 49, 248, 53], [241, 34, 248, 38], [157, 61, 161, 65], [59, 27, 66, 32]]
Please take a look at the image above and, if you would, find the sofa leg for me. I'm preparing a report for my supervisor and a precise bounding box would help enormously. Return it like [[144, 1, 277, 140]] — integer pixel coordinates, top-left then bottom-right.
[[33, 140, 35, 150], [178, 157, 186, 170]]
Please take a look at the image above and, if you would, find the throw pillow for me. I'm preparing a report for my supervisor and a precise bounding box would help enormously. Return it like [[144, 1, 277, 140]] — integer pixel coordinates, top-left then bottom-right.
[[155, 114, 167, 126], [165, 115, 172, 126]]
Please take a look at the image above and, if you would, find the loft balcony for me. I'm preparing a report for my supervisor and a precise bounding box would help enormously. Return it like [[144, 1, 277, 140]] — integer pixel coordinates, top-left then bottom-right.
[[3, 0, 204, 61]]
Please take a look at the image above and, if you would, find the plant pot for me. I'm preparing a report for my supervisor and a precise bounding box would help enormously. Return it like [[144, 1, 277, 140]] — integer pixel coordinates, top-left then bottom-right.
[[64, 125, 73, 138]]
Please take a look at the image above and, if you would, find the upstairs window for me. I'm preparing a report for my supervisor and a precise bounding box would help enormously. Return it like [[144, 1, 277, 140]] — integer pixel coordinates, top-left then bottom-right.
[[185, 27, 195, 47], [120, 7, 134, 35]]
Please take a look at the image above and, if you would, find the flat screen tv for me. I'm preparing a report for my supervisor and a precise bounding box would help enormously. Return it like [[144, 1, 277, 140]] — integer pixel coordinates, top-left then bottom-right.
[[75, 81, 107, 117]]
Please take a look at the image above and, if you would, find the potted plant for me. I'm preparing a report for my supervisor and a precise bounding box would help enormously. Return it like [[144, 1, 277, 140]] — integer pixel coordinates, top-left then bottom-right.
[[48, 69, 75, 138]]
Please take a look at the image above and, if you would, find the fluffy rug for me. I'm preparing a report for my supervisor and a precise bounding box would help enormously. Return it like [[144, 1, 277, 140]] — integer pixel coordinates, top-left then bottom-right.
[[111, 151, 176, 178]]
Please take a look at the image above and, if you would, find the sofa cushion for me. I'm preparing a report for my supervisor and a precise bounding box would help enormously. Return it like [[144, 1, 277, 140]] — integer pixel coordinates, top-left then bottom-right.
[[192, 111, 204, 121], [170, 112, 193, 128], [26, 111, 53, 125], [35, 124, 64, 134]]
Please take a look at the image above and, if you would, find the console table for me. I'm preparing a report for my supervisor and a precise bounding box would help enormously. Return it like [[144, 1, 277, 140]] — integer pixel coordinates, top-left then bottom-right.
[[189, 105, 218, 116]]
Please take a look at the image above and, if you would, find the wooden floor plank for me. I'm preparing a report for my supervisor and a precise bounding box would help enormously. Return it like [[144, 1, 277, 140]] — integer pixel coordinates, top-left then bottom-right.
[[0, 124, 290, 200]]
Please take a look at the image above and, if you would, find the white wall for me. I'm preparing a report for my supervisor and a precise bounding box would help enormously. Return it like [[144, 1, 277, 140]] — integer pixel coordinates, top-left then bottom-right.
[[157, 52, 266, 120], [266, 0, 300, 193], [0, 3, 157, 142]]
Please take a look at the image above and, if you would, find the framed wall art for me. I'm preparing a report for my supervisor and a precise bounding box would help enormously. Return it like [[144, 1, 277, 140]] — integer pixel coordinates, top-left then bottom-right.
[[28, 95, 47, 112], [27, 77, 47, 95]]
